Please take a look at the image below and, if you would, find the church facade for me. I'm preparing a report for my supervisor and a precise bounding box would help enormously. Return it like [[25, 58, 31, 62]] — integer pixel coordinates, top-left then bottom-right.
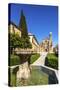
[[39, 32, 53, 53]]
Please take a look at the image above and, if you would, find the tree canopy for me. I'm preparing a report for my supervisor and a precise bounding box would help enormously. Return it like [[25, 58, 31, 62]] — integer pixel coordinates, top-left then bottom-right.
[[9, 32, 22, 54]]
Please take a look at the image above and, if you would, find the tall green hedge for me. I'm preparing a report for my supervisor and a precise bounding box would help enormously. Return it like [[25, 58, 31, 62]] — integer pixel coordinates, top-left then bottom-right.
[[9, 55, 20, 66], [45, 53, 58, 70]]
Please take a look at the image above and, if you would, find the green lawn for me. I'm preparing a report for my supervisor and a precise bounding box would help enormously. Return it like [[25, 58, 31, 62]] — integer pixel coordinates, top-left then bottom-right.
[[30, 53, 40, 64], [45, 53, 58, 70]]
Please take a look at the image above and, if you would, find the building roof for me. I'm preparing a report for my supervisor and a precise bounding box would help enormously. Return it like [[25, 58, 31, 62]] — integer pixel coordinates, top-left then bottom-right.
[[8, 21, 20, 30], [29, 34, 39, 45], [28, 33, 32, 35]]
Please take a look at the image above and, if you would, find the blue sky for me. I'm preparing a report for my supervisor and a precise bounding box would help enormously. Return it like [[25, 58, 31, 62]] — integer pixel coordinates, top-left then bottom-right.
[[8, 3, 58, 46]]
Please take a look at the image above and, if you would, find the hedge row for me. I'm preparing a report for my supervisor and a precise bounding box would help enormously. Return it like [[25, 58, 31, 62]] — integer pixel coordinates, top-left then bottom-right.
[[45, 53, 58, 70], [9, 54, 20, 66], [9, 53, 40, 66]]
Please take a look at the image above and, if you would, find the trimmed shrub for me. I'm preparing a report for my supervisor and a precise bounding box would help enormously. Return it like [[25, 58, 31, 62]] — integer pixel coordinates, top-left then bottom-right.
[[45, 53, 58, 70], [9, 54, 20, 66]]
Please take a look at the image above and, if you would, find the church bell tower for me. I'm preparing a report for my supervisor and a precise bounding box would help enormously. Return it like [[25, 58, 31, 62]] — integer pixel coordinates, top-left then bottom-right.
[[49, 32, 53, 53]]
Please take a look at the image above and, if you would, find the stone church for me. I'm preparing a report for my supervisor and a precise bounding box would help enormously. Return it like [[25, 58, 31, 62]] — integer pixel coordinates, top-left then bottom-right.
[[39, 32, 53, 53]]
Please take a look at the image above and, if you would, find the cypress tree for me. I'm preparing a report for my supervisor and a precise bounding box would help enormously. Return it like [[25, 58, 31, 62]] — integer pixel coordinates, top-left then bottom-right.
[[19, 10, 32, 48], [19, 10, 28, 38], [17, 10, 32, 80]]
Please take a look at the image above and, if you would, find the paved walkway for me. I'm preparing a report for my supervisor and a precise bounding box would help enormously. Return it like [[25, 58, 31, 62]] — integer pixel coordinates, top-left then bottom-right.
[[31, 52, 48, 66]]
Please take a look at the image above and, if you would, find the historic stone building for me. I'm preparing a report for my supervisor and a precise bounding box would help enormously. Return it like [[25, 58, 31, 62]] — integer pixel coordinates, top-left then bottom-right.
[[39, 32, 53, 53], [28, 33, 39, 52], [9, 22, 21, 37]]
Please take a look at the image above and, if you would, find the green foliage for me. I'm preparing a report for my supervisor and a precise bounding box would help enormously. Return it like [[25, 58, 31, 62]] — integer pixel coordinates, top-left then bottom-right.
[[30, 53, 40, 64], [9, 33, 32, 51], [9, 54, 20, 66], [8, 66, 19, 86], [19, 10, 28, 38], [9, 10, 32, 53], [9, 32, 23, 54], [45, 53, 58, 69], [10, 33, 22, 48], [19, 10, 32, 49], [11, 72, 16, 86], [21, 37, 32, 48]]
